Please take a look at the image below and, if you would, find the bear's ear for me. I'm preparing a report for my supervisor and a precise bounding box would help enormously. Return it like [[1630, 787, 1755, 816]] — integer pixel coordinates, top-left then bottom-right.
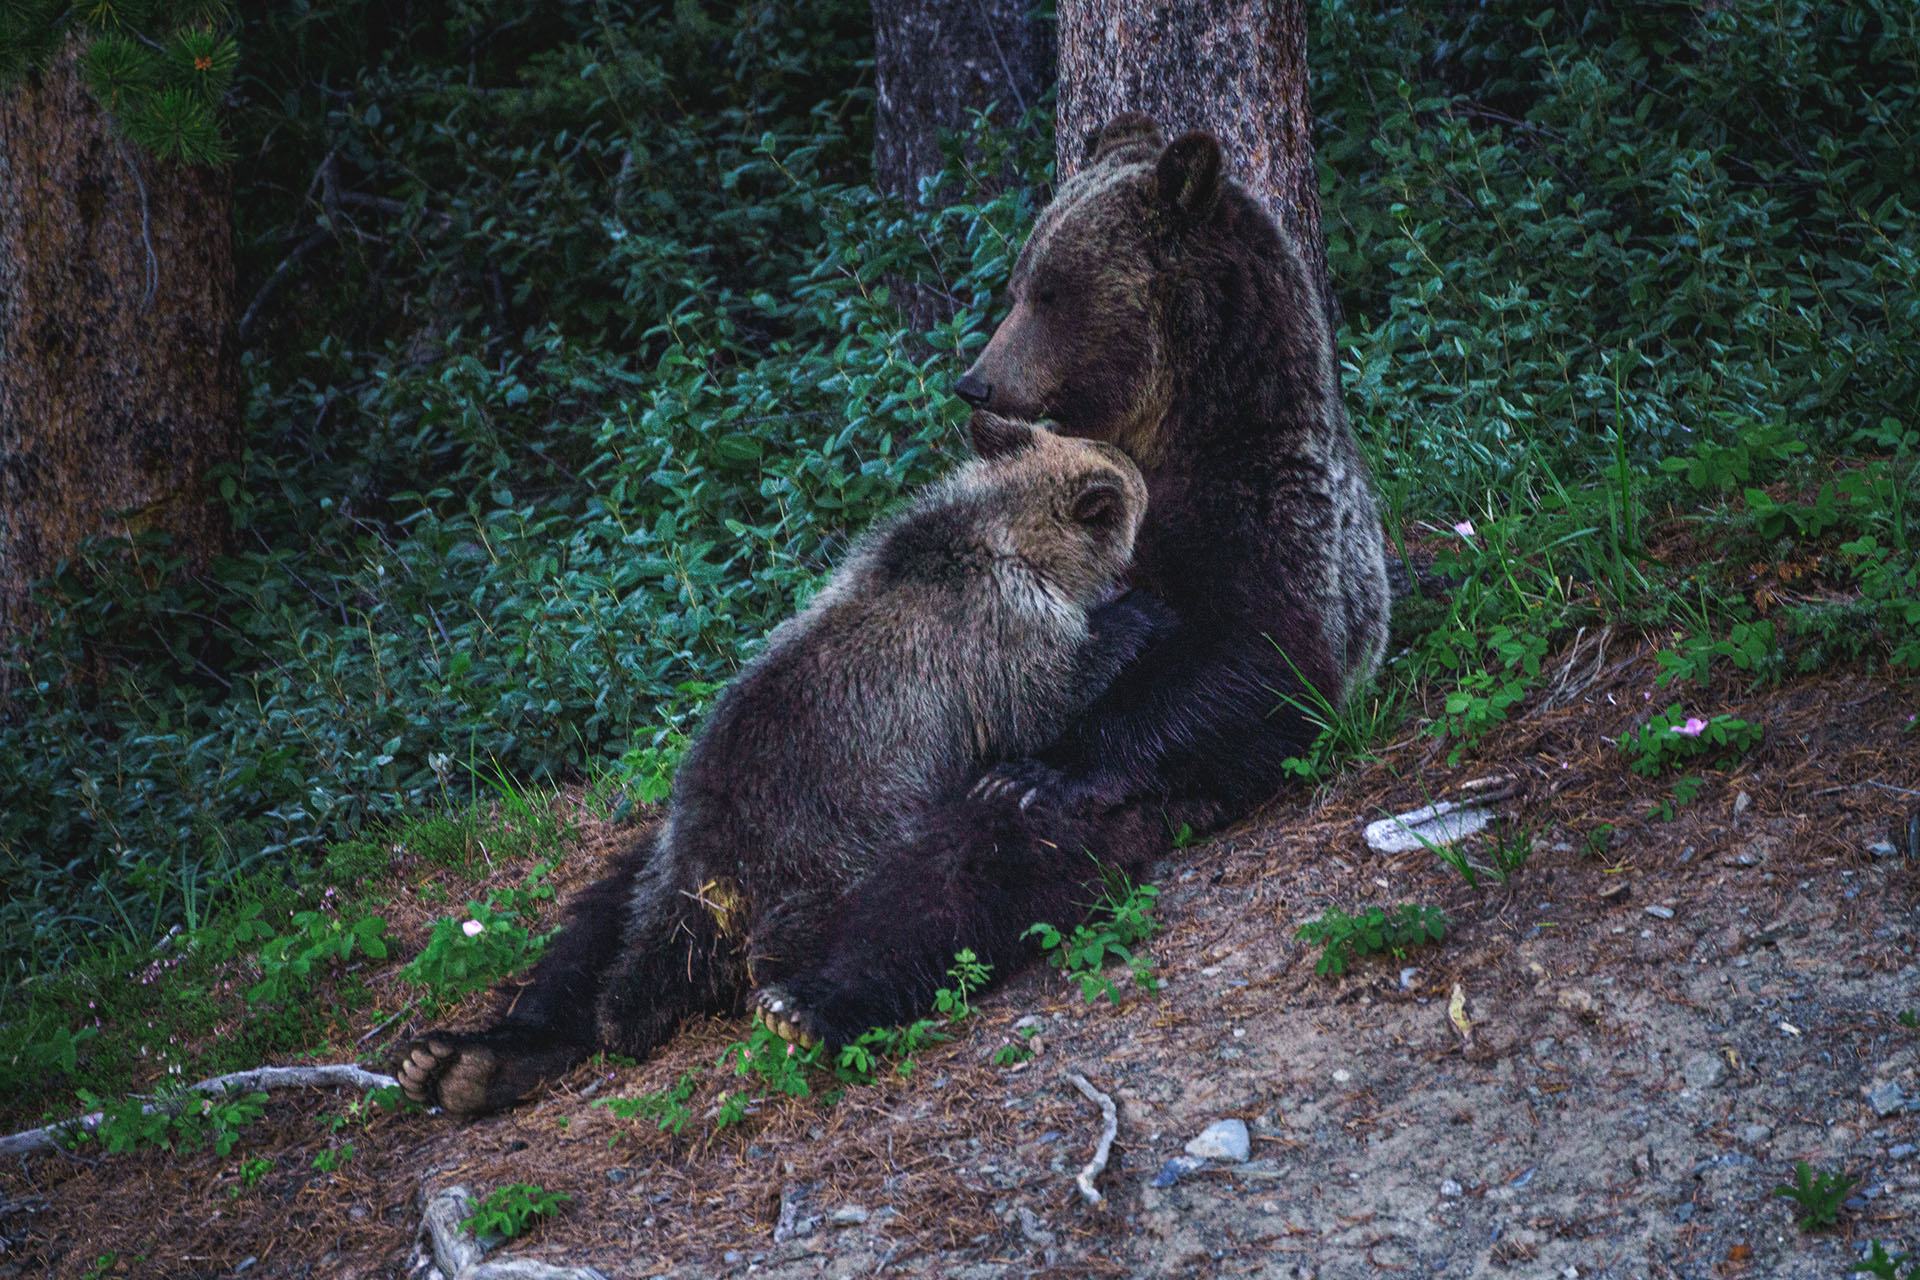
[[1068, 477, 1127, 531], [1155, 131, 1224, 221], [969, 411, 1039, 460], [1083, 113, 1166, 167]]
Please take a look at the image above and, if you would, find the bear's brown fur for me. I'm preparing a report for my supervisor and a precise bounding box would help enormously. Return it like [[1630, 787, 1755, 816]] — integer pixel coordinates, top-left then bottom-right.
[[396, 419, 1168, 1114]]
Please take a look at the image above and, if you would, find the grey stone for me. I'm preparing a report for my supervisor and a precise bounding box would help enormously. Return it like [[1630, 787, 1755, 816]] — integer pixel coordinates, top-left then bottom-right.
[[1440, 1179, 1463, 1197], [1681, 1052, 1727, 1092], [1889, 1144, 1916, 1160], [1644, 904, 1675, 920], [1741, 1124, 1773, 1145], [830, 1205, 869, 1226], [1868, 841, 1898, 858], [1151, 1155, 1210, 1187], [1867, 1081, 1907, 1117], [1185, 1118, 1251, 1163]]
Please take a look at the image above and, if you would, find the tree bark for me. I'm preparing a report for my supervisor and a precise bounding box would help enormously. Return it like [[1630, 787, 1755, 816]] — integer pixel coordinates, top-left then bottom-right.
[[1055, 0, 1329, 304], [872, 0, 1052, 331], [0, 42, 237, 642]]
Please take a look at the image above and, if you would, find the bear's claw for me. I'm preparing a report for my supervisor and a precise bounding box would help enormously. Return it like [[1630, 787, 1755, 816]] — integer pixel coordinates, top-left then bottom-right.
[[751, 986, 822, 1049]]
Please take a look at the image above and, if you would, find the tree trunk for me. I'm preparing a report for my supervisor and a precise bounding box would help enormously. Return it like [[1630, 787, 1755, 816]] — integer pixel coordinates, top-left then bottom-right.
[[0, 42, 238, 643], [1055, 0, 1329, 305], [872, 0, 1052, 331]]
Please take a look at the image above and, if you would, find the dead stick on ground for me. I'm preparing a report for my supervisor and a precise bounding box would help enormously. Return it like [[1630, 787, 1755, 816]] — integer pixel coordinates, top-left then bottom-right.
[[1066, 1071, 1118, 1205], [0, 1064, 399, 1158]]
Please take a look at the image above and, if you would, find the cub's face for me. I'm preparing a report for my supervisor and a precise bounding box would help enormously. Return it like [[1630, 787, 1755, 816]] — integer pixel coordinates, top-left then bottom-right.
[[957, 116, 1224, 467], [972, 416, 1149, 608]]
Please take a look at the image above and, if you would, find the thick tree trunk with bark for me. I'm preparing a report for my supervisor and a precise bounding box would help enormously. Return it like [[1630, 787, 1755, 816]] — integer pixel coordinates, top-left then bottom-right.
[[872, 0, 1052, 331], [0, 43, 237, 642], [1056, 0, 1329, 302]]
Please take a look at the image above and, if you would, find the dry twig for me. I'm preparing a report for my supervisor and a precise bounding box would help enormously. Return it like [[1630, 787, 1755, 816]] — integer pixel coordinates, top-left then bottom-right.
[[1065, 1072, 1117, 1205]]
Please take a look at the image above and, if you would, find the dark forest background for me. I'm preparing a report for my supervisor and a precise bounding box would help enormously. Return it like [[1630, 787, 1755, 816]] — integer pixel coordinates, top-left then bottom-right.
[[1, 0, 1916, 1104]]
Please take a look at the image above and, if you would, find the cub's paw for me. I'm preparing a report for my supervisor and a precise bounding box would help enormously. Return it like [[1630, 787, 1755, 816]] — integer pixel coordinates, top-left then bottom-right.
[[395, 1033, 507, 1118], [751, 987, 823, 1050], [969, 758, 1068, 812]]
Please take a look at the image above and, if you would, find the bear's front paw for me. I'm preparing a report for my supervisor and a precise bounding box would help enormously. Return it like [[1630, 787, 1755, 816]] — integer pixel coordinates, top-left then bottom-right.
[[751, 986, 825, 1050]]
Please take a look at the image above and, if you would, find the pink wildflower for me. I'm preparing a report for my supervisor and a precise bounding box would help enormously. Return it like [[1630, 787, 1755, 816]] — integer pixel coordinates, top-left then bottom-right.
[[1452, 520, 1476, 537], [462, 919, 485, 937], [1670, 717, 1708, 737]]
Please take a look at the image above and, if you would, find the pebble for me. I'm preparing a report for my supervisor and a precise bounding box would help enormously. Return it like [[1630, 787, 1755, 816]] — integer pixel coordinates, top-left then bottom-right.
[[234, 1261, 257, 1276], [1185, 1119, 1251, 1163], [1889, 1144, 1916, 1160], [1733, 791, 1751, 816], [1440, 1179, 1463, 1198], [1151, 1155, 1210, 1187], [1741, 1124, 1773, 1145], [1735, 853, 1759, 867], [1867, 1081, 1907, 1117], [831, 1205, 869, 1226], [1644, 904, 1675, 920], [1681, 1053, 1727, 1091], [1332, 1069, 1352, 1083], [1868, 841, 1898, 859]]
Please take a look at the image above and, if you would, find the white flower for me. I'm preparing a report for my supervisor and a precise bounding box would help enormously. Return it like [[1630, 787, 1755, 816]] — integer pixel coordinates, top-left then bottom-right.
[[462, 919, 485, 937]]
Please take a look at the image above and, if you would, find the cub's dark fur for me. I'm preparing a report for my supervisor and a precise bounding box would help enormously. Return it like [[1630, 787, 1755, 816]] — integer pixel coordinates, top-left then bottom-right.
[[758, 114, 1392, 1047], [397, 419, 1163, 1115]]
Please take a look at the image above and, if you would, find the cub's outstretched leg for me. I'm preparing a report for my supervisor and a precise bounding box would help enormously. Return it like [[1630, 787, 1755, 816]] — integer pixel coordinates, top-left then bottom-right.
[[399, 834, 735, 1116], [753, 796, 1162, 1049]]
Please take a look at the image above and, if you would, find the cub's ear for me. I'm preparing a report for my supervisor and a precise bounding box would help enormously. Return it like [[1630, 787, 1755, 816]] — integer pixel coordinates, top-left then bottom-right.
[[969, 411, 1040, 460], [1083, 112, 1166, 167], [1155, 131, 1224, 221], [1068, 477, 1127, 530]]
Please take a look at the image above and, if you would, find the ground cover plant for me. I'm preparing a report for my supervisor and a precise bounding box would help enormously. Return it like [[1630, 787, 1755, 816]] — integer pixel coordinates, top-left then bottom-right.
[[1, 8, 1917, 1266]]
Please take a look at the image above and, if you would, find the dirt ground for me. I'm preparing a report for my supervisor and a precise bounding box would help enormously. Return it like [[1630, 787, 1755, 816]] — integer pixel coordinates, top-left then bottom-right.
[[4, 644, 1917, 1280]]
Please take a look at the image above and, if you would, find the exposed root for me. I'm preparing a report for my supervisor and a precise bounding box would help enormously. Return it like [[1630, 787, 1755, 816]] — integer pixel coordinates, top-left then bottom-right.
[[0, 1064, 398, 1158], [1066, 1071, 1118, 1205]]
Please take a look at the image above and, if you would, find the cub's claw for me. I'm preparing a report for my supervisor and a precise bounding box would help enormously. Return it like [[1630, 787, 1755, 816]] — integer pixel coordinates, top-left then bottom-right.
[[970, 759, 1065, 812], [751, 986, 822, 1050]]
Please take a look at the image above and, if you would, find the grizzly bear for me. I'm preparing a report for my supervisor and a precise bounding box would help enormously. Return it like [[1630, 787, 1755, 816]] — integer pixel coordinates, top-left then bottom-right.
[[397, 419, 1169, 1115], [749, 113, 1391, 1048]]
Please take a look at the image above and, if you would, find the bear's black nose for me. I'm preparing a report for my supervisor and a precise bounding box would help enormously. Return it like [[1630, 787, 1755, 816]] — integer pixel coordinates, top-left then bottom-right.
[[953, 373, 992, 407]]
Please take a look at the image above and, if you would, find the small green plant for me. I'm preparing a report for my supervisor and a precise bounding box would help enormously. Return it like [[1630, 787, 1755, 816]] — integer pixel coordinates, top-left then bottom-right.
[[1852, 1240, 1920, 1279], [1583, 824, 1616, 858], [992, 1025, 1040, 1067], [400, 865, 560, 1001], [1622, 705, 1762, 776], [1296, 904, 1448, 977], [1655, 620, 1781, 689], [596, 1072, 698, 1137], [461, 1183, 571, 1240], [1025, 874, 1161, 1005], [932, 948, 990, 1020], [311, 1140, 356, 1172], [1896, 1010, 1917, 1029], [73, 1085, 268, 1157], [1272, 643, 1402, 782], [1170, 822, 1201, 849], [245, 908, 390, 1007], [1485, 823, 1533, 883], [233, 1155, 274, 1190], [1772, 1160, 1858, 1232], [721, 1023, 816, 1102]]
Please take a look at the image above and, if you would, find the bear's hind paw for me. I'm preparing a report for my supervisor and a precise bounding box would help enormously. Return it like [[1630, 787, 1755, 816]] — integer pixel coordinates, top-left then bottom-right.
[[751, 986, 823, 1050]]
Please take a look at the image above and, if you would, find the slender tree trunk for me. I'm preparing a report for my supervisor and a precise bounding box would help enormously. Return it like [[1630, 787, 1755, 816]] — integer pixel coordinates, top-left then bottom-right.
[[0, 42, 237, 644], [871, 0, 1052, 331], [1055, 0, 1329, 304]]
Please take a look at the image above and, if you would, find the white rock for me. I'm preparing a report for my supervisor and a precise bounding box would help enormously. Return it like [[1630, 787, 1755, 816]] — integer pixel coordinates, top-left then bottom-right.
[[1363, 802, 1496, 854], [1185, 1119, 1251, 1163], [421, 1186, 486, 1280]]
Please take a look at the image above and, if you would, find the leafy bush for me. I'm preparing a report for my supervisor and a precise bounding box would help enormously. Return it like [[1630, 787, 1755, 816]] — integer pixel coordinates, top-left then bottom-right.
[[1296, 905, 1448, 977], [461, 1183, 570, 1240], [1622, 705, 1764, 776]]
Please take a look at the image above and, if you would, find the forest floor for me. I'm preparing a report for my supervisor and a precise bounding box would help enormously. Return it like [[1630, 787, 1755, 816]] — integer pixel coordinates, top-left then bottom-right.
[[4, 638, 1917, 1280]]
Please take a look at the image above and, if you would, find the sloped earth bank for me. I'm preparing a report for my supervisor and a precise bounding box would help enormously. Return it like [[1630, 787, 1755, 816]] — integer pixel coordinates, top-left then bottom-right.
[[4, 648, 1917, 1279]]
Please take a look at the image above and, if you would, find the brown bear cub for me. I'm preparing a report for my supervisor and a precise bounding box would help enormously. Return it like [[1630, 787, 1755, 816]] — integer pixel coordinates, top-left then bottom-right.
[[397, 419, 1168, 1115], [752, 114, 1391, 1049]]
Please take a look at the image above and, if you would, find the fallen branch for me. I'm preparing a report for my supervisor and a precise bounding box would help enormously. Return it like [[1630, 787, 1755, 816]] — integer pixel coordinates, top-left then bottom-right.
[[1066, 1072, 1118, 1205], [0, 1063, 398, 1158]]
